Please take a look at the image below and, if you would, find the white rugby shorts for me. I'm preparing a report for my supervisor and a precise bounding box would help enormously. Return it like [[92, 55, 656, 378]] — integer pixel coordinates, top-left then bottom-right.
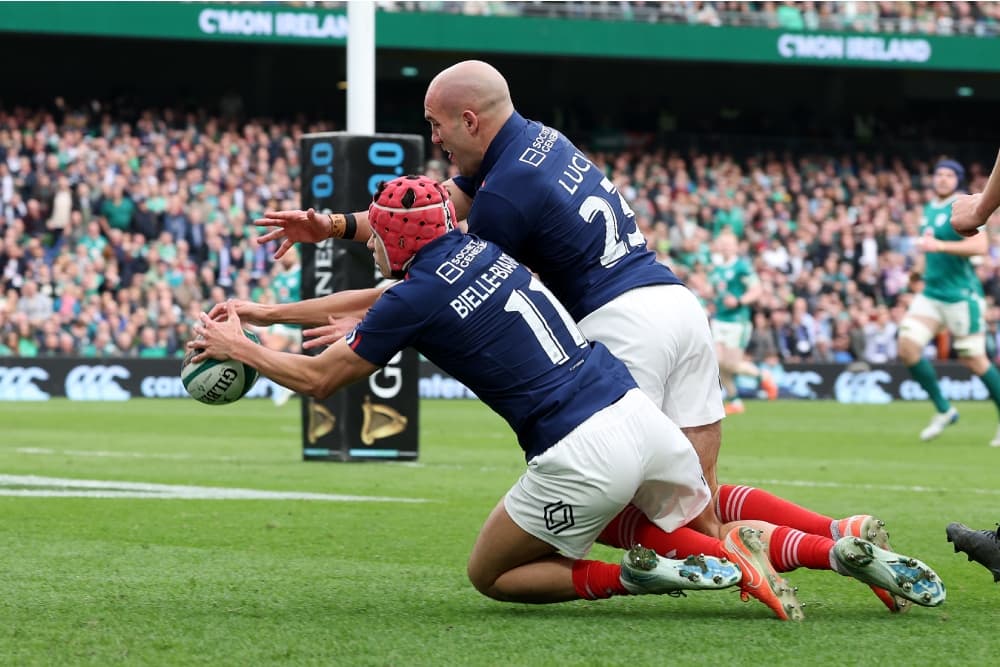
[[503, 389, 711, 559], [579, 284, 725, 428]]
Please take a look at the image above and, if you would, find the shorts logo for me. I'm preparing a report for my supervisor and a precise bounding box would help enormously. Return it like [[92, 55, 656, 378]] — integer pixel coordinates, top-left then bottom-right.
[[435, 261, 464, 284], [543, 500, 575, 534], [518, 148, 546, 167]]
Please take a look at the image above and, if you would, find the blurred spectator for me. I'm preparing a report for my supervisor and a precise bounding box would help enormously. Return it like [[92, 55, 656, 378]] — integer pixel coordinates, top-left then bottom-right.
[[405, 1, 1000, 36], [863, 305, 898, 363], [776, 1, 806, 29], [0, 101, 330, 358], [15, 280, 53, 325], [747, 310, 780, 362], [47, 175, 73, 249], [99, 185, 135, 235]]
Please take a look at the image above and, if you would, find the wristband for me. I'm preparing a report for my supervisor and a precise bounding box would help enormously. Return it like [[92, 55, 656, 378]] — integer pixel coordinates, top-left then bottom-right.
[[344, 212, 358, 240]]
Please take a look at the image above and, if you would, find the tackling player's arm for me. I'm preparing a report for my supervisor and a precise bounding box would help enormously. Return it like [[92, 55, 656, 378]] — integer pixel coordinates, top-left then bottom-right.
[[952, 148, 1000, 236], [207, 287, 389, 327], [256, 178, 473, 258], [232, 338, 376, 400]]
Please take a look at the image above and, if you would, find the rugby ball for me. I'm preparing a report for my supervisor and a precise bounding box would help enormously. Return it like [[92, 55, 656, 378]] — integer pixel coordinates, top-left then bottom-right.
[[181, 329, 261, 405]]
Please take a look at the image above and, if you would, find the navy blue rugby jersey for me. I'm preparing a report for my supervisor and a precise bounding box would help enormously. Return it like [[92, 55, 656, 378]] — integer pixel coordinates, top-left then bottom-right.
[[346, 232, 637, 461], [453, 111, 683, 321]]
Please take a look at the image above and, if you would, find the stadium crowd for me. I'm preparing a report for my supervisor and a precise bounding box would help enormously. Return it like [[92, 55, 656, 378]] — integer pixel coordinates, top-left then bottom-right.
[[0, 101, 997, 366], [596, 146, 999, 367], [383, 0, 1000, 37], [268, 1, 1000, 37]]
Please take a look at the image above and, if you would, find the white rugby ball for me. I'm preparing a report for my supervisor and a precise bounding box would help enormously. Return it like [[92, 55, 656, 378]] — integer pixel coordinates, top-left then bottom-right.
[[181, 329, 261, 405]]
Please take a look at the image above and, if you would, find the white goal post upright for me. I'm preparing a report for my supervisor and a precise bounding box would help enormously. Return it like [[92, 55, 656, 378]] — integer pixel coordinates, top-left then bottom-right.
[[347, 0, 376, 135]]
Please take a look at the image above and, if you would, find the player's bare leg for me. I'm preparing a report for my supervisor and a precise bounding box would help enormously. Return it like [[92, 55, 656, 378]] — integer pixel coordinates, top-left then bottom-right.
[[468, 501, 738, 603], [899, 314, 957, 440], [467, 500, 575, 602], [682, 487, 726, 542], [681, 421, 721, 496]]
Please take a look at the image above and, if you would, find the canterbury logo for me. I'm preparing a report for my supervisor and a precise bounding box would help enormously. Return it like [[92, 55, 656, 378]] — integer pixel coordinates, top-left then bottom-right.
[[0, 366, 50, 401], [65, 364, 131, 401]]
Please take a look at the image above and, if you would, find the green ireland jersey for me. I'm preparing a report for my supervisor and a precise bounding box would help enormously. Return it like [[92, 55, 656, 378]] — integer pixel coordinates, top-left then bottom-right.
[[710, 257, 756, 323], [922, 198, 983, 303]]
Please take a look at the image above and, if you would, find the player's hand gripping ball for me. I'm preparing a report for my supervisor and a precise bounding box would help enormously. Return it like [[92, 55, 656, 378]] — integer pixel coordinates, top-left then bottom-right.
[[180, 329, 261, 405]]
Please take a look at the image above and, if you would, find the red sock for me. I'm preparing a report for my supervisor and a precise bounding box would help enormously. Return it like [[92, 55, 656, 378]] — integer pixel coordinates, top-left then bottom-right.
[[571, 560, 629, 599], [598, 504, 726, 559], [768, 526, 835, 572], [717, 484, 834, 537]]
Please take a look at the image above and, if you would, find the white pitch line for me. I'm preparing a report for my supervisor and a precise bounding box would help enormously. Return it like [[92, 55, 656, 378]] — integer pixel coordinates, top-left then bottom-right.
[[12, 449, 995, 498], [0, 474, 430, 503], [12, 448, 514, 473], [15, 447, 228, 461]]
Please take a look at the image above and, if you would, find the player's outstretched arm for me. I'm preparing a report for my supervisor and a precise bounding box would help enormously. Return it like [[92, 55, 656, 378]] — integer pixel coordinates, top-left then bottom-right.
[[205, 299, 276, 326], [254, 178, 474, 259], [191, 301, 377, 399], [255, 208, 375, 259], [952, 148, 1000, 237], [207, 288, 384, 328]]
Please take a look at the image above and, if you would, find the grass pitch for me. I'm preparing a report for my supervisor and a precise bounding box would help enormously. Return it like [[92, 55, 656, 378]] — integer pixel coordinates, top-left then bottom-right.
[[2, 398, 999, 666]]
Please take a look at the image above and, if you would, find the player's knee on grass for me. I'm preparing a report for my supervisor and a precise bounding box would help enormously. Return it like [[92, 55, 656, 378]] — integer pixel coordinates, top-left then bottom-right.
[[466, 549, 518, 601], [466, 561, 502, 600], [466, 560, 527, 602]]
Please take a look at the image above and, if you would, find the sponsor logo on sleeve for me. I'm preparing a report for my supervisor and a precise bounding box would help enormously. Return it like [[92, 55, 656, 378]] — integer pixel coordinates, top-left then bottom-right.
[[435, 262, 465, 284], [519, 147, 546, 167]]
